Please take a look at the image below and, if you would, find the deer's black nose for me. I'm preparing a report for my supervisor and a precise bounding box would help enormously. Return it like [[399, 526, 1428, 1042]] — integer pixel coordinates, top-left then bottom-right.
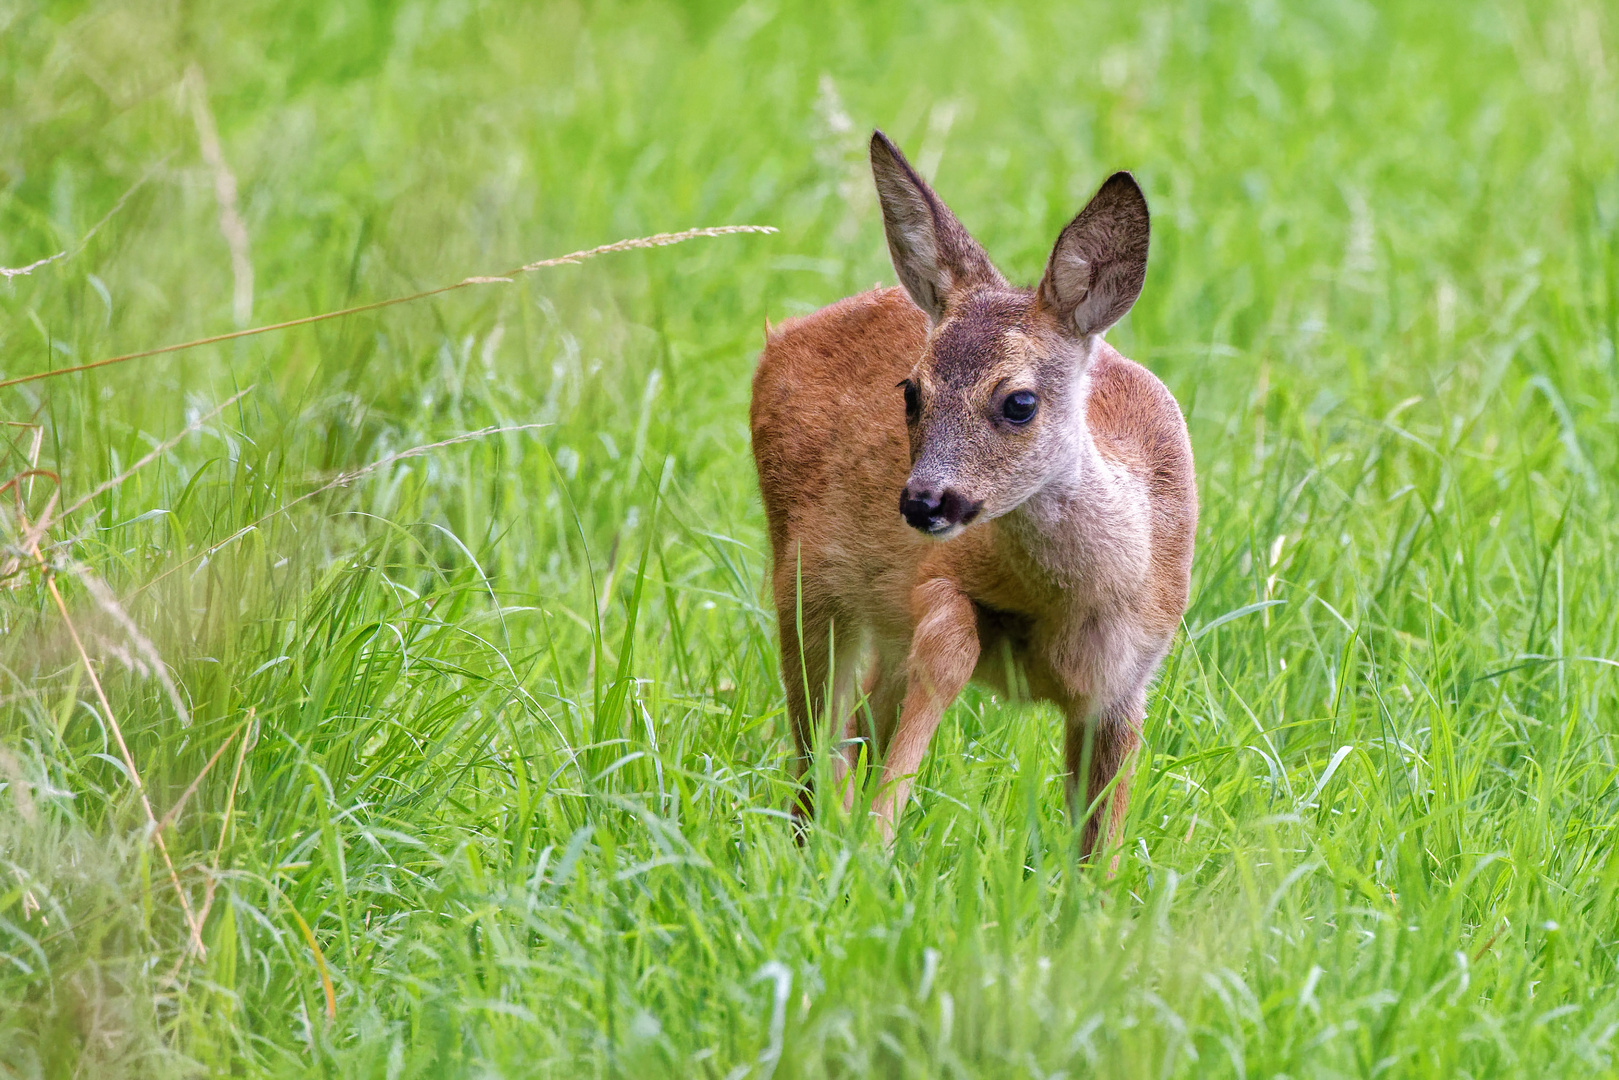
[[900, 484, 982, 534]]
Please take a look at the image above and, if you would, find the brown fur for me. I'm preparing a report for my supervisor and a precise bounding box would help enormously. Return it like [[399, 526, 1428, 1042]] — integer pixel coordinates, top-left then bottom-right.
[[751, 136, 1196, 862]]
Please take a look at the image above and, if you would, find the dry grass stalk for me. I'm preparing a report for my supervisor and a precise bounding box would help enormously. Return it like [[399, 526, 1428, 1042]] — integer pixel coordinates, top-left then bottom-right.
[[153, 718, 246, 836], [3, 393, 248, 953], [0, 224, 776, 391], [0, 251, 66, 279], [0, 418, 48, 529], [77, 569, 193, 728], [24, 523, 208, 957], [165, 707, 257, 982], [0, 154, 168, 279], [186, 65, 254, 327], [0, 388, 263, 967], [1, 490, 58, 590], [513, 224, 780, 271]]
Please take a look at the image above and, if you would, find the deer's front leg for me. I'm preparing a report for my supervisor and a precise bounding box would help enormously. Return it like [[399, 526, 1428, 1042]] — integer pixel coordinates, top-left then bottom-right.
[[874, 579, 979, 843]]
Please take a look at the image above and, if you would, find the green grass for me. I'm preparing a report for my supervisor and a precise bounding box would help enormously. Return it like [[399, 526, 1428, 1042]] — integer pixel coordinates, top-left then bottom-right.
[[3, 0, 1619, 1075]]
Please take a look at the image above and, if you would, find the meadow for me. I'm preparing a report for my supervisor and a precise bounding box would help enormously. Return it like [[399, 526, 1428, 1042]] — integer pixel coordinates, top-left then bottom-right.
[[3, 0, 1618, 1075]]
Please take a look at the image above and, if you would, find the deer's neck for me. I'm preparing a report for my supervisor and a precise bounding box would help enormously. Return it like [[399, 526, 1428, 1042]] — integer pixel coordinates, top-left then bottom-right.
[[998, 387, 1151, 608]]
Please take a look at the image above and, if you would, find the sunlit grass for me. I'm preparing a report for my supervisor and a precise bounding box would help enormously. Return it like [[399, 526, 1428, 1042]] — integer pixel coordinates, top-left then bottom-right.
[[3, 0, 1619, 1076]]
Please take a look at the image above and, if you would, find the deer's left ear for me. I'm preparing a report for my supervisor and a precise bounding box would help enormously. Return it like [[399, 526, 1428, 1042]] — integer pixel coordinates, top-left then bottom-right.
[[1038, 172, 1150, 339]]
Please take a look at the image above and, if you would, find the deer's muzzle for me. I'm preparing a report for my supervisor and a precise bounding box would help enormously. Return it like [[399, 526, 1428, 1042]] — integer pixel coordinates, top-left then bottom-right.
[[899, 483, 983, 535]]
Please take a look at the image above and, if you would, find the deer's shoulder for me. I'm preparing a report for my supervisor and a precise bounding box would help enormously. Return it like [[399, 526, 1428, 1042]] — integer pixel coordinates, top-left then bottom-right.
[[1084, 343, 1192, 496]]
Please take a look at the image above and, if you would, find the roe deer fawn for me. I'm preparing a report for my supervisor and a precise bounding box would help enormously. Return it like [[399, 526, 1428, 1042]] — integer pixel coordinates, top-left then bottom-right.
[[750, 131, 1195, 860]]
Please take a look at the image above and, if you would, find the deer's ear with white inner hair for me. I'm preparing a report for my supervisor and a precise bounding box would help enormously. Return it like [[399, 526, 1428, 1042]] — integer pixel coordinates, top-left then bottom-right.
[[869, 129, 1004, 323], [1039, 171, 1151, 339]]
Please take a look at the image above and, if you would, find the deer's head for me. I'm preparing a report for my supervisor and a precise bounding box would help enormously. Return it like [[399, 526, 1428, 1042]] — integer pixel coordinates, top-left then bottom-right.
[[870, 130, 1150, 539]]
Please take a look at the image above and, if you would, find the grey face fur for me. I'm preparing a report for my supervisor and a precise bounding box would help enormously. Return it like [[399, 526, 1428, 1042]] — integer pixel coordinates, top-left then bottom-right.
[[869, 131, 1150, 538]]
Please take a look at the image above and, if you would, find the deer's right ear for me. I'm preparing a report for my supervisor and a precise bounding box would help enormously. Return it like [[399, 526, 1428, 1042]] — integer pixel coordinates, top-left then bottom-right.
[[870, 130, 1002, 323]]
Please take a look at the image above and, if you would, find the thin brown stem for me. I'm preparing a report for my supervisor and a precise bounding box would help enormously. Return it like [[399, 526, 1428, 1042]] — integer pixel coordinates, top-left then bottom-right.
[[153, 719, 245, 836], [39, 562, 206, 956], [0, 224, 775, 392]]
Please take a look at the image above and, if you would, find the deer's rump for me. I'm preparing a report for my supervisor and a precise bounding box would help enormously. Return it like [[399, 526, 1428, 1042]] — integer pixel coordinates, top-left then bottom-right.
[[749, 288, 926, 558]]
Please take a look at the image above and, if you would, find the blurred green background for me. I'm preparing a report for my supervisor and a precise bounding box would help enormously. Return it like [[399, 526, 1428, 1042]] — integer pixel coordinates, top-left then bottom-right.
[[3, 0, 1618, 1076]]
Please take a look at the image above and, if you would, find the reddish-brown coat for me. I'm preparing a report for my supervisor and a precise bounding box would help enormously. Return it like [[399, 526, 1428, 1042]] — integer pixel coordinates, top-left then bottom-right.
[[754, 135, 1195, 862], [752, 286, 1195, 858]]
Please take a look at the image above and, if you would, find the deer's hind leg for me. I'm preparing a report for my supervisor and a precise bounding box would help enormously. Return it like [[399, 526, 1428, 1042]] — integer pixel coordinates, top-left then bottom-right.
[[776, 585, 865, 825]]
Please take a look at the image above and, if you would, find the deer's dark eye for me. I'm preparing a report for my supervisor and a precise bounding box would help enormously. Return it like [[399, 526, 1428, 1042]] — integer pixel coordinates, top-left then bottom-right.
[[899, 379, 920, 421], [1002, 390, 1038, 425]]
